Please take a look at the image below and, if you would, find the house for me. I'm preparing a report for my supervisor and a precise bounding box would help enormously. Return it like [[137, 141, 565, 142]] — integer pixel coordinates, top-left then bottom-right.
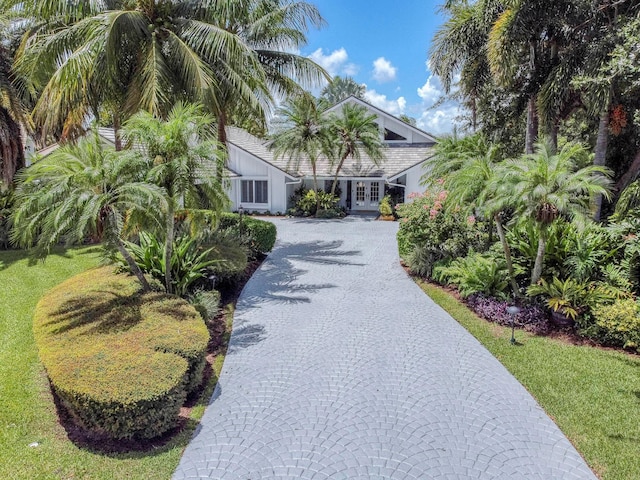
[[226, 96, 437, 213], [29, 96, 437, 214]]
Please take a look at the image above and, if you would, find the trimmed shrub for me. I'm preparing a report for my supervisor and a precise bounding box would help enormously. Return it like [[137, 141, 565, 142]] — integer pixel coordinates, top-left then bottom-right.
[[34, 267, 209, 440], [219, 212, 276, 256], [579, 299, 640, 350]]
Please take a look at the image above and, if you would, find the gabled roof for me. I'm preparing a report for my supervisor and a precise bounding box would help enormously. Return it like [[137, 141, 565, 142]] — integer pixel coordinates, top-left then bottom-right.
[[324, 95, 438, 144], [227, 126, 435, 179]]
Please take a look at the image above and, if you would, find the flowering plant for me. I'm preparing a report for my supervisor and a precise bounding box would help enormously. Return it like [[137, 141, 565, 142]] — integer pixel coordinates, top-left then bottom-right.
[[396, 187, 487, 277]]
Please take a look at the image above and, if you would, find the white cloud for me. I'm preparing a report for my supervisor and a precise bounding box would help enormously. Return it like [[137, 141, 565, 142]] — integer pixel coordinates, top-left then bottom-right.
[[417, 75, 444, 104], [308, 48, 349, 77], [416, 103, 463, 135], [343, 63, 359, 76], [364, 89, 406, 116], [372, 57, 397, 83]]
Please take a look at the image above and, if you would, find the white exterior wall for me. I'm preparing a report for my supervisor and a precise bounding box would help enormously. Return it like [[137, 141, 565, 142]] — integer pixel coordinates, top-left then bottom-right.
[[399, 162, 428, 202], [227, 145, 289, 213]]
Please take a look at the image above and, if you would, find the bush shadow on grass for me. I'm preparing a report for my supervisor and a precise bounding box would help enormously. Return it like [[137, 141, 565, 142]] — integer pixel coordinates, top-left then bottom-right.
[[0, 245, 102, 270]]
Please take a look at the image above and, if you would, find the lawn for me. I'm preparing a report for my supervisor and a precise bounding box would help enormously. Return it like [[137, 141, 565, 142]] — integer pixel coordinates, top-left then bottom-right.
[[0, 248, 230, 480], [419, 280, 640, 480]]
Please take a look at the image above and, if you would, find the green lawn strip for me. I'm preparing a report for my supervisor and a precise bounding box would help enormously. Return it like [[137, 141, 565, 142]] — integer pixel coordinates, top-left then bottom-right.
[[0, 248, 235, 480], [419, 280, 640, 480]]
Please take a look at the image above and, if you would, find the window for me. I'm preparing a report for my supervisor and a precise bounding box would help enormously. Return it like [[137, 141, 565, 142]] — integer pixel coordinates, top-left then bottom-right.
[[384, 128, 406, 141], [241, 180, 268, 204]]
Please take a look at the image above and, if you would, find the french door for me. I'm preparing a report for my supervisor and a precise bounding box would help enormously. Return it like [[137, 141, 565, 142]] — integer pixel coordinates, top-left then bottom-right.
[[352, 180, 382, 210]]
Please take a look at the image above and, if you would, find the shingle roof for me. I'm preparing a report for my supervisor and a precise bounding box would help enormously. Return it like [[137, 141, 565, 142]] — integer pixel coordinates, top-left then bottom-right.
[[226, 126, 435, 179]]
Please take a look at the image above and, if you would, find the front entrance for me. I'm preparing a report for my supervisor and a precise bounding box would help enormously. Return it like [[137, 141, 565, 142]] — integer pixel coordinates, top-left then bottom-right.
[[352, 180, 382, 211]]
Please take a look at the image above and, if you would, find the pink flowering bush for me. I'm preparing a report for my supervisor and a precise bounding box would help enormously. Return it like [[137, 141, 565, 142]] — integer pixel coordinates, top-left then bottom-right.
[[396, 188, 487, 278]]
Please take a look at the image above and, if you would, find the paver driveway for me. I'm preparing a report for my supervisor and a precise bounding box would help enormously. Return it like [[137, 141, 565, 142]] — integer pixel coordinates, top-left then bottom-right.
[[174, 216, 596, 479]]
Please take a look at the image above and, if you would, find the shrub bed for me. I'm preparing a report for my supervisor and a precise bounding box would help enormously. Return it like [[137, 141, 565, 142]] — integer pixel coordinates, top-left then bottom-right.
[[33, 267, 209, 440], [219, 212, 277, 256]]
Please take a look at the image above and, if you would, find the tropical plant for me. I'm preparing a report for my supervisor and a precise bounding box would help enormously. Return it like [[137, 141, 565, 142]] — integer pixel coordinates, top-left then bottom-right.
[[16, 0, 327, 147], [10, 131, 164, 290], [327, 102, 385, 195], [296, 189, 338, 217], [378, 195, 393, 217], [270, 93, 330, 214], [433, 252, 510, 299], [499, 140, 612, 285], [526, 277, 612, 321], [122, 231, 222, 297], [121, 103, 228, 294]]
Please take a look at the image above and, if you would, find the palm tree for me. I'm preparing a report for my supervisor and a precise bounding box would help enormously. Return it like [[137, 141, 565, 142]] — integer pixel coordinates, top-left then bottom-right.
[[327, 103, 385, 195], [16, 0, 263, 146], [269, 93, 329, 214], [426, 133, 521, 297], [320, 76, 365, 107], [121, 103, 228, 294], [499, 140, 613, 285], [10, 130, 164, 290], [0, 10, 29, 186], [205, 0, 328, 145]]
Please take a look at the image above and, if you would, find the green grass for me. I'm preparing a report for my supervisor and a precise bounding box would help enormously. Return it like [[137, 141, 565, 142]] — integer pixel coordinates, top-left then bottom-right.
[[0, 248, 228, 479], [419, 280, 640, 480]]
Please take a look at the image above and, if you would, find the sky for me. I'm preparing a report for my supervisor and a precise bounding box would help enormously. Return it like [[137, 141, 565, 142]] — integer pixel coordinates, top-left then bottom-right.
[[301, 0, 461, 135]]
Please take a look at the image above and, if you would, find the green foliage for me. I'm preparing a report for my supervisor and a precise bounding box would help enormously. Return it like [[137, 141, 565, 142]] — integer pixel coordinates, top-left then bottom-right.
[[396, 188, 486, 278], [587, 299, 640, 350], [189, 289, 221, 323], [433, 252, 510, 299], [33, 267, 209, 440], [526, 277, 612, 320], [0, 187, 12, 250], [121, 231, 221, 297], [297, 189, 339, 216], [218, 212, 277, 256], [378, 195, 393, 216]]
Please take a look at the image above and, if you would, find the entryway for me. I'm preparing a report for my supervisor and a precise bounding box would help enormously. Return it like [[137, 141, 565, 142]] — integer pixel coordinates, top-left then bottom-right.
[[351, 180, 382, 211]]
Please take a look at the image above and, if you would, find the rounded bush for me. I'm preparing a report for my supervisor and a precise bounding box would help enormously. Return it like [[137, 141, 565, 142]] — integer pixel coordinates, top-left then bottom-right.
[[219, 212, 277, 255], [34, 267, 209, 440]]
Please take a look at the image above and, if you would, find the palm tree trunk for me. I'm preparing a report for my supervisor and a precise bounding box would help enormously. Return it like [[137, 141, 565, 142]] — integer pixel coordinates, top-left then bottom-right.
[[113, 111, 122, 151], [116, 239, 151, 291], [525, 97, 538, 154], [164, 202, 175, 294], [330, 155, 348, 195], [494, 214, 519, 298], [312, 163, 320, 215], [593, 96, 611, 221], [531, 225, 547, 285]]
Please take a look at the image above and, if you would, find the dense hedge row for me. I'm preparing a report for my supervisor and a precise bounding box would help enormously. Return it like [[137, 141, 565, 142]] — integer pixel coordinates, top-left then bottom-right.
[[219, 212, 277, 256], [33, 267, 209, 440]]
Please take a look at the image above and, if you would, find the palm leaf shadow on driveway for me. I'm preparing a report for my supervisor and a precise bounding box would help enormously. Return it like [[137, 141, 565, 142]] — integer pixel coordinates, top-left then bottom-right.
[[228, 239, 363, 352]]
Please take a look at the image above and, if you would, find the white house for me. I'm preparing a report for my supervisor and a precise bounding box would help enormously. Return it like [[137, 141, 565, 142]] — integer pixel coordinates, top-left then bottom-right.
[[30, 96, 436, 213], [225, 96, 436, 213]]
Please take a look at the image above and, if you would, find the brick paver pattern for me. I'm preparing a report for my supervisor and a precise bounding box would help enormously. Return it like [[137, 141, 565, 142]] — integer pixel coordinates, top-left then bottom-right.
[[174, 216, 596, 479]]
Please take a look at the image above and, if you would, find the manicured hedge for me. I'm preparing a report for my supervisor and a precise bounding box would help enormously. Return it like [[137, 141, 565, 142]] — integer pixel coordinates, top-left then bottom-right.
[[219, 212, 277, 255], [33, 267, 209, 440]]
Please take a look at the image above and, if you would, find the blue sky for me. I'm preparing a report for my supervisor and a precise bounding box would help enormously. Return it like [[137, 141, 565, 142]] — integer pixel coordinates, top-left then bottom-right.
[[301, 1, 461, 135]]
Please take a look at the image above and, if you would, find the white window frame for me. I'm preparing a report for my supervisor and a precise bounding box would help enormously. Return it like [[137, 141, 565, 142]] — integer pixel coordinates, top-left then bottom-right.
[[240, 179, 269, 206]]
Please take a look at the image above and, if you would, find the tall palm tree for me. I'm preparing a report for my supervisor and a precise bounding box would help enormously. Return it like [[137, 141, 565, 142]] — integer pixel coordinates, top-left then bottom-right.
[[0, 9, 29, 186], [319, 76, 365, 107], [10, 130, 164, 290], [16, 0, 263, 146], [205, 0, 328, 146], [499, 140, 613, 285], [327, 103, 385, 195], [121, 103, 228, 294], [269, 93, 329, 214]]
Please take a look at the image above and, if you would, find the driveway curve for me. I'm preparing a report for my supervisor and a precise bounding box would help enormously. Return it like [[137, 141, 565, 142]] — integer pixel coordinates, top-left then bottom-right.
[[174, 216, 596, 479]]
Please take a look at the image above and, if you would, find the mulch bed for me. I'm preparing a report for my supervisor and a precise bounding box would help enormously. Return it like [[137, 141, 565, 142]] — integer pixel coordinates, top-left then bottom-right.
[[51, 257, 266, 454]]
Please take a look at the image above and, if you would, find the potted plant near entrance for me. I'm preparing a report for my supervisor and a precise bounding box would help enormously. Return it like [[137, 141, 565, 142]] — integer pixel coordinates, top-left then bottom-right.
[[379, 195, 394, 221]]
